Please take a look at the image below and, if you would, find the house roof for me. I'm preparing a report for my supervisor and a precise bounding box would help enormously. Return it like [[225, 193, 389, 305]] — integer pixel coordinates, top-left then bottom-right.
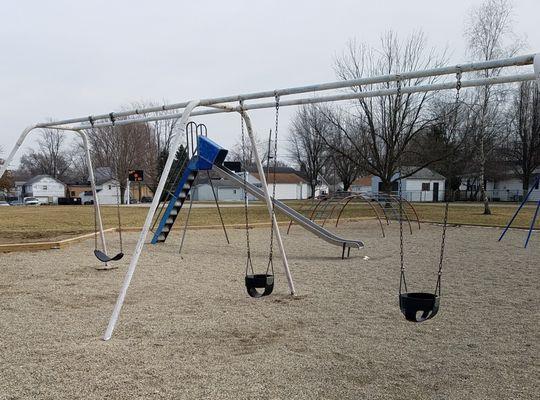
[[352, 175, 373, 187], [24, 175, 66, 186], [401, 167, 445, 181], [251, 172, 306, 184]]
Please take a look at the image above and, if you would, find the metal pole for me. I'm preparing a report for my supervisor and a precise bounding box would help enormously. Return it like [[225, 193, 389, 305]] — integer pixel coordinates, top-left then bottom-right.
[[42, 72, 537, 131], [524, 199, 540, 248], [178, 186, 195, 256], [102, 100, 200, 341], [35, 53, 536, 128], [76, 130, 110, 266], [207, 170, 230, 245], [240, 110, 296, 296], [0, 125, 37, 179]]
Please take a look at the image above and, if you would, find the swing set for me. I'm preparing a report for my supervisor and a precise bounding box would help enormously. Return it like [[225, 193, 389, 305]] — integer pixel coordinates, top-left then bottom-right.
[[0, 53, 537, 340]]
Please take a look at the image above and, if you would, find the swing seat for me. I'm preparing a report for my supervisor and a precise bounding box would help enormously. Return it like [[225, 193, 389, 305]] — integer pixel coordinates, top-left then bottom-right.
[[245, 274, 274, 298], [399, 292, 440, 322], [94, 250, 124, 263]]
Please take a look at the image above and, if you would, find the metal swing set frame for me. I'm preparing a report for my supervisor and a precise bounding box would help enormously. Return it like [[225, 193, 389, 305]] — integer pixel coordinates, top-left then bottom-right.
[[0, 53, 538, 340]]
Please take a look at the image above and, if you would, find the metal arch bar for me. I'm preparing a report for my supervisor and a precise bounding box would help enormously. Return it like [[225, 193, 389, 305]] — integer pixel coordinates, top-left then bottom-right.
[[392, 195, 414, 235], [36, 54, 536, 128], [322, 196, 347, 227], [103, 99, 201, 341], [308, 197, 326, 222], [371, 194, 391, 225], [389, 194, 421, 231], [37, 72, 537, 132], [335, 194, 386, 238], [0, 125, 110, 265]]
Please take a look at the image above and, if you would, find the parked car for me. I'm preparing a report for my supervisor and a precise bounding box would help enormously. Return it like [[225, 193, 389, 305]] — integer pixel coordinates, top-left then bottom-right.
[[9, 200, 23, 206], [141, 196, 153, 203], [0, 201, 10, 206], [23, 197, 40, 206]]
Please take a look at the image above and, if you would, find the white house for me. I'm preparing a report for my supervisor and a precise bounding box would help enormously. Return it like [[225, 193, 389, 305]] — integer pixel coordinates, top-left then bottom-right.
[[22, 175, 66, 204], [460, 168, 540, 202], [353, 167, 446, 202], [80, 167, 127, 205], [350, 176, 373, 193], [192, 166, 311, 201]]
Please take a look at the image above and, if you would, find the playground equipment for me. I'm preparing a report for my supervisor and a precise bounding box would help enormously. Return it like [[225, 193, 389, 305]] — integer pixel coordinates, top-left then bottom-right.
[[499, 175, 540, 248], [397, 69, 462, 323], [1, 53, 538, 339], [89, 114, 125, 265], [285, 191, 422, 239]]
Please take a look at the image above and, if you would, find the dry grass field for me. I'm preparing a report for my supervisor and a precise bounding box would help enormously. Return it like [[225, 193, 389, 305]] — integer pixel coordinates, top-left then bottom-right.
[[0, 221, 538, 399], [0, 201, 538, 244]]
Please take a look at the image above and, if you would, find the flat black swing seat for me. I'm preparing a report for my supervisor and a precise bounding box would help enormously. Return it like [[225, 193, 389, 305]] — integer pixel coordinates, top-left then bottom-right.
[[94, 250, 124, 263], [399, 292, 440, 323], [245, 274, 274, 298]]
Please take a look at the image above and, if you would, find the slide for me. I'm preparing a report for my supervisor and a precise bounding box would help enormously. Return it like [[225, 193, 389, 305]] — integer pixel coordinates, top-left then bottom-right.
[[213, 165, 364, 251]]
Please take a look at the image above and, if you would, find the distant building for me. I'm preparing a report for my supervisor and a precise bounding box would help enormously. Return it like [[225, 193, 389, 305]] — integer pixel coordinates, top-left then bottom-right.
[[22, 175, 66, 204], [460, 168, 540, 202], [192, 165, 313, 201], [352, 167, 446, 202]]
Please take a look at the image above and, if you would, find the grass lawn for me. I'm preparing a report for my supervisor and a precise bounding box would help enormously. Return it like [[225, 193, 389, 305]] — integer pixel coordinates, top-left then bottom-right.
[[0, 201, 538, 244]]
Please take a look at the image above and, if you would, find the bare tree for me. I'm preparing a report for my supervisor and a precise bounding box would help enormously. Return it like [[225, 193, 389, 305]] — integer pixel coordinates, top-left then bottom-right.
[[464, 0, 523, 214], [19, 129, 71, 180], [504, 81, 540, 190], [87, 121, 155, 203], [289, 105, 330, 197], [325, 31, 446, 192], [0, 147, 14, 196], [228, 129, 267, 166]]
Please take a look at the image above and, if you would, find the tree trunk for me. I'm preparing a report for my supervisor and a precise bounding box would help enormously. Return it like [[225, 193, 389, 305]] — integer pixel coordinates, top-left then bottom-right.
[[479, 138, 491, 215], [310, 183, 317, 199]]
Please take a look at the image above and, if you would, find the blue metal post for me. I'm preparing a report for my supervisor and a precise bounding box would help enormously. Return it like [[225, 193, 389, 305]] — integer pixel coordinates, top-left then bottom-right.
[[524, 199, 540, 248], [499, 176, 540, 242]]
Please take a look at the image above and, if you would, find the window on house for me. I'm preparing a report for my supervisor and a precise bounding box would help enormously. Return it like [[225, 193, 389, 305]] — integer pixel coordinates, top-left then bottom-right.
[[421, 182, 430, 191], [233, 189, 237, 194], [109, 185, 112, 190], [43, 185, 48, 190], [70, 191, 76, 197]]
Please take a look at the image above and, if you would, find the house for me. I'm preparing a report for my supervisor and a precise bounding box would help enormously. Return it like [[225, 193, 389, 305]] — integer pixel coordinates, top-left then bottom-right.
[[353, 167, 446, 202], [192, 165, 311, 201], [350, 176, 373, 193], [80, 167, 126, 205], [248, 166, 310, 200], [22, 175, 66, 204], [460, 168, 540, 202]]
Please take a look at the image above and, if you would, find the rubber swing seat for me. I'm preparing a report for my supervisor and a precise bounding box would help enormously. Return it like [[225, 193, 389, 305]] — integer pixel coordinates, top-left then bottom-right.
[[245, 274, 274, 298], [399, 292, 440, 322], [94, 250, 124, 263]]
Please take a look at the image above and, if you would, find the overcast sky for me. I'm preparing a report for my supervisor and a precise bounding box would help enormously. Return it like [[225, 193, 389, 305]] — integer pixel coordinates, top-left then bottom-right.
[[0, 0, 538, 167]]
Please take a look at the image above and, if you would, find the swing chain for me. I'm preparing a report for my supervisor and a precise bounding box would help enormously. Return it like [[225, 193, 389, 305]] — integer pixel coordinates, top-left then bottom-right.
[[396, 76, 407, 293], [267, 93, 279, 267], [240, 100, 253, 272], [434, 69, 462, 295]]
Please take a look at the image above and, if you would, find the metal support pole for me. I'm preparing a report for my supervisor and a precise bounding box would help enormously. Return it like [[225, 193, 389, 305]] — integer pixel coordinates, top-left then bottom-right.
[[76, 130, 110, 267], [33, 53, 536, 129], [240, 110, 296, 296], [524, 200, 540, 248], [0, 125, 37, 180], [178, 187, 195, 256], [102, 100, 200, 341], [207, 170, 230, 245]]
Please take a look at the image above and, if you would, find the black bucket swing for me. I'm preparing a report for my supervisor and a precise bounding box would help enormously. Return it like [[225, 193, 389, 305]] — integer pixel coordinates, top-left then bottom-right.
[[241, 98, 280, 298], [395, 72, 459, 323], [91, 114, 125, 264]]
